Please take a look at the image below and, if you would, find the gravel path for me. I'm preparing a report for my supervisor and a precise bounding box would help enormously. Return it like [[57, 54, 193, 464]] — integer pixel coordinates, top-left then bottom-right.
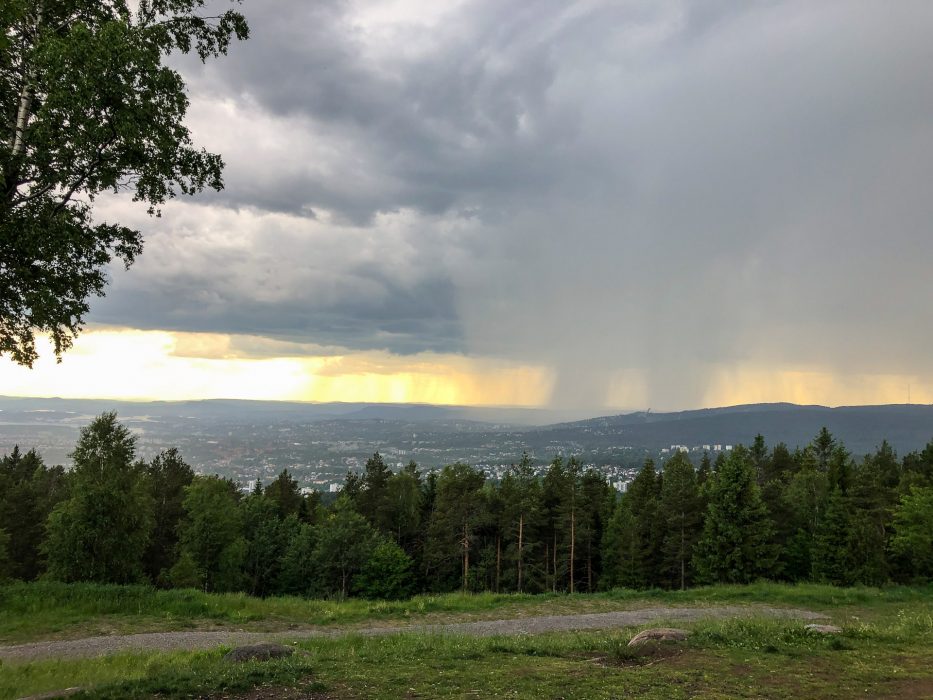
[[0, 605, 826, 663]]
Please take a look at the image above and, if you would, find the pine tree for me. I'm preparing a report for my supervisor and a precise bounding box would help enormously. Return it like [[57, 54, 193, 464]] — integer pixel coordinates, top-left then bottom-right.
[[144, 448, 194, 583], [659, 452, 702, 589], [577, 469, 613, 593], [541, 456, 568, 591], [385, 467, 423, 549], [499, 452, 543, 592], [358, 452, 394, 534], [241, 494, 288, 597], [265, 470, 304, 519], [0, 446, 66, 580], [423, 463, 486, 592]]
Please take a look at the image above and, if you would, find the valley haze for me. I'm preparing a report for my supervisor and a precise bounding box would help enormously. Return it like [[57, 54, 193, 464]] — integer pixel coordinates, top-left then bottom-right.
[[2, 395, 930, 493]]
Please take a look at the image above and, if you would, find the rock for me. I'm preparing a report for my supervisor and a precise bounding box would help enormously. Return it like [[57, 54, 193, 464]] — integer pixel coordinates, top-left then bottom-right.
[[223, 643, 297, 662], [805, 624, 843, 635], [627, 627, 690, 647], [18, 688, 84, 700]]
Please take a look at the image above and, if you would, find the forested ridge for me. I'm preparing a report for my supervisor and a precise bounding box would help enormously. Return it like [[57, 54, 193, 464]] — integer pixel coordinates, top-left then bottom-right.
[[1, 413, 932, 599]]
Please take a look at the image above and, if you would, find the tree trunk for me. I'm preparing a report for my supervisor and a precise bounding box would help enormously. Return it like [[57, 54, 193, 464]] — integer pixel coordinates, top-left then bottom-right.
[[495, 534, 501, 593], [11, 4, 42, 162], [552, 531, 557, 592], [517, 513, 524, 593], [569, 506, 575, 594], [462, 522, 469, 592], [587, 539, 592, 593], [680, 513, 686, 591]]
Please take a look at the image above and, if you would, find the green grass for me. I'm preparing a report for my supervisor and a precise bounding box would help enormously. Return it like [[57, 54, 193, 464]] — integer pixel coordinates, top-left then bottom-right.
[[2, 611, 932, 699], [2, 580, 931, 644], [2, 582, 933, 698]]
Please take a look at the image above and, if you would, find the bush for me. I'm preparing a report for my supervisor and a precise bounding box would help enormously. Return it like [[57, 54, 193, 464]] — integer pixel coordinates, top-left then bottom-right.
[[354, 541, 414, 600]]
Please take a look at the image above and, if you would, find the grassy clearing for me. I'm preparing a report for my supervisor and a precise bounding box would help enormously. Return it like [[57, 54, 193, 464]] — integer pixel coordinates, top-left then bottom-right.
[[2, 609, 932, 699], [2, 581, 932, 645]]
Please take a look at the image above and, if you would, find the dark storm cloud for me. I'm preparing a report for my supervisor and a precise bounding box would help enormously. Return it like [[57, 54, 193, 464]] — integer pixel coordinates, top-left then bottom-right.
[[91, 203, 467, 354], [89, 0, 933, 407], [179, 0, 605, 222], [93, 275, 462, 355]]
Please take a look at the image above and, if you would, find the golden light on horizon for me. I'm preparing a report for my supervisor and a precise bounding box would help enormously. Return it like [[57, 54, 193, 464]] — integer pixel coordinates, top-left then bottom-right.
[[0, 329, 555, 407], [0, 328, 930, 410], [699, 367, 932, 409]]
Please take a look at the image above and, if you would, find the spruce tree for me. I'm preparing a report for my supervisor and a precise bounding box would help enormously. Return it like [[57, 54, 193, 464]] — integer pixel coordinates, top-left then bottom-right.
[[265, 470, 304, 519], [357, 453, 395, 535], [600, 497, 636, 589], [626, 458, 663, 588], [144, 448, 194, 583], [811, 488, 852, 585], [695, 446, 777, 584], [659, 452, 701, 589], [0, 447, 66, 580]]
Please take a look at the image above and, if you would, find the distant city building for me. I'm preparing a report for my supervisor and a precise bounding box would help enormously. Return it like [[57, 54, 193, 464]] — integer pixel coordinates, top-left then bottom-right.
[[725, 445, 733, 451], [329, 483, 342, 493]]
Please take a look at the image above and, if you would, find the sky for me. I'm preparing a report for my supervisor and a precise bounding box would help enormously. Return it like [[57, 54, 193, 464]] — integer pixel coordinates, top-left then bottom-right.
[[4, 0, 933, 411]]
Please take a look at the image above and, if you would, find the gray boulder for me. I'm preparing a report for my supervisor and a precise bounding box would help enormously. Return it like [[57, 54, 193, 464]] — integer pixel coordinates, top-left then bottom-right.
[[223, 643, 298, 662], [627, 627, 690, 647]]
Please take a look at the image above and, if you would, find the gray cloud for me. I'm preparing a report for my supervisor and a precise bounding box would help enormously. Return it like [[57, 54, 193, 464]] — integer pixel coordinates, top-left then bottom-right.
[[89, 0, 933, 408]]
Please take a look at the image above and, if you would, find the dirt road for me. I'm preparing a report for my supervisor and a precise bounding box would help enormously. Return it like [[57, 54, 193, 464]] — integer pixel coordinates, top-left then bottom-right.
[[0, 604, 826, 663]]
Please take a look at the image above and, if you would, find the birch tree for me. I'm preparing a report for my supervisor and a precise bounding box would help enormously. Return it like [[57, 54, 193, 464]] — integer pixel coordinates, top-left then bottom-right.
[[1, 0, 248, 366]]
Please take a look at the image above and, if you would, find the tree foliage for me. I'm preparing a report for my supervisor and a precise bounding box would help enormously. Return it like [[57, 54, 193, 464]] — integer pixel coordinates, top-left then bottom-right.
[[1, 0, 248, 365], [4, 417, 933, 597], [695, 446, 777, 584], [45, 412, 152, 583], [173, 475, 243, 592]]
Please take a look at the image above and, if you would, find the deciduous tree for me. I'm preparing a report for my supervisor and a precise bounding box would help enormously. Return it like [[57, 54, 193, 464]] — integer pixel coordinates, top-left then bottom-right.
[[1, 0, 248, 365], [45, 412, 152, 583]]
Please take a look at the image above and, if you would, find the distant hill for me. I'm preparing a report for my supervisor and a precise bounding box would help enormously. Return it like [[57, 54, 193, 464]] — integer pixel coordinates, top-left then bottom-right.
[[538, 403, 933, 455], [2, 397, 931, 464]]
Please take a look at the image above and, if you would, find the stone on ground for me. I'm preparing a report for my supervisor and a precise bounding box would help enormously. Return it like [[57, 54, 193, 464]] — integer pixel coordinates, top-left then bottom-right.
[[805, 623, 843, 635], [223, 642, 298, 662], [627, 627, 690, 647]]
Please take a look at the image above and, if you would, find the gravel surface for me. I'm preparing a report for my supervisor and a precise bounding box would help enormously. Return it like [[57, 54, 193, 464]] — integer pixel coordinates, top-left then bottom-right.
[[0, 605, 826, 663]]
